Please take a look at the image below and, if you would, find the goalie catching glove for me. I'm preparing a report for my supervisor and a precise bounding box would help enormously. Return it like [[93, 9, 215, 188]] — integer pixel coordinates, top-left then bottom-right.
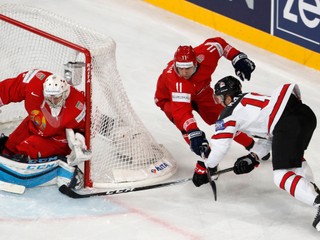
[[192, 161, 217, 187], [232, 52, 255, 81], [66, 129, 92, 167], [233, 153, 260, 175]]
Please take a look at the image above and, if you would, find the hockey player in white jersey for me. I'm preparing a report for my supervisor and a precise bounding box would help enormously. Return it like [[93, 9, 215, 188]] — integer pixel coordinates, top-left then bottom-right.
[[192, 75, 320, 231]]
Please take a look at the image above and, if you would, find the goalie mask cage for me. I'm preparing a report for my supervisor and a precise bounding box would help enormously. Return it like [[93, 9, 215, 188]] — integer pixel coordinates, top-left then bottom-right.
[[0, 4, 177, 188]]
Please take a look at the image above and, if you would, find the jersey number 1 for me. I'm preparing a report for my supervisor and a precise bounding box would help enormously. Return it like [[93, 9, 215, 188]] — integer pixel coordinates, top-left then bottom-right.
[[241, 96, 269, 109]]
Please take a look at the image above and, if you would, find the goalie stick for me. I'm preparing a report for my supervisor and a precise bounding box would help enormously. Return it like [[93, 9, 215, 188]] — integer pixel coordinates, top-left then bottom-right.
[[0, 180, 25, 194], [59, 166, 234, 199]]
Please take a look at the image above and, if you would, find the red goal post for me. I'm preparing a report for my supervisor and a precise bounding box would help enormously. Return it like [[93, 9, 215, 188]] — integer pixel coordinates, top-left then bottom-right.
[[0, 4, 177, 188]]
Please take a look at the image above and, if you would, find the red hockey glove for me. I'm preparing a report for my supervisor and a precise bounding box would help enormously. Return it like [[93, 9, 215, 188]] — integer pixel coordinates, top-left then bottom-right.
[[192, 161, 217, 187]]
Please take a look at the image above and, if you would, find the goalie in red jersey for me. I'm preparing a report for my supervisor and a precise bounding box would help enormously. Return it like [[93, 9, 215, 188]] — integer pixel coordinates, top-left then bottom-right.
[[0, 69, 92, 191], [154, 37, 259, 158], [0, 69, 87, 159]]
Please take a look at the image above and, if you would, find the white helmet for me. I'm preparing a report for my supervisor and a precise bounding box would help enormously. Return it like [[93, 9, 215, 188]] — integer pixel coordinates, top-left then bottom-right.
[[43, 74, 70, 109]]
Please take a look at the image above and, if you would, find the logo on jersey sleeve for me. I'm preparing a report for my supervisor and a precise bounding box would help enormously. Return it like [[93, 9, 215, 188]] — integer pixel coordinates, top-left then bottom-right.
[[172, 92, 191, 103], [75, 104, 86, 123], [196, 54, 205, 63], [36, 72, 46, 80], [75, 101, 84, 110], [215, 120, 225, 131]]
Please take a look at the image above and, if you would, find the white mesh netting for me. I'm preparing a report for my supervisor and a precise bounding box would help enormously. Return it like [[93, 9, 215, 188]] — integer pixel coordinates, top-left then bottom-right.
[[0, 4, 176, 188]]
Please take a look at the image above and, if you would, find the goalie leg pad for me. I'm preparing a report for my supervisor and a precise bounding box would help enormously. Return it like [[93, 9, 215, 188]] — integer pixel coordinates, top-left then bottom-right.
[[0, 155, 79, 189], [57, 161, 83, 190], [0, 155, 61, 188]]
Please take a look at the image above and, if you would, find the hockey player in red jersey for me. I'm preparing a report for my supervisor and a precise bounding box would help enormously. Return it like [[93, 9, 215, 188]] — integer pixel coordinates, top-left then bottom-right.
[[154, 37, 257, 157], [0, 69, 86, 159], [192, 75, 320, 231]]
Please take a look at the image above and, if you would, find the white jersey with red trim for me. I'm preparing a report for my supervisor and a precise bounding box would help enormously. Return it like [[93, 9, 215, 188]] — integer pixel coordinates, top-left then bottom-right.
[[206, 83, 301, 168]]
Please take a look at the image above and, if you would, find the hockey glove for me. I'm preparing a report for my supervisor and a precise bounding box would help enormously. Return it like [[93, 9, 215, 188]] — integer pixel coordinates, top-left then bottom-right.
[[66, 129, 92, 166], [233, 153, 260, 175], [232, 52, 255, 81], [188, 130, 210, 157], [192, 161, 217, 187]]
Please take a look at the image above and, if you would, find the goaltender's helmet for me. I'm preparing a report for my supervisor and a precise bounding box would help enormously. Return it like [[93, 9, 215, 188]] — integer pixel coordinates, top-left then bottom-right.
[[214, 75, 242, 98], [43, 74, 71, 109], [174, 45, 197, 68]]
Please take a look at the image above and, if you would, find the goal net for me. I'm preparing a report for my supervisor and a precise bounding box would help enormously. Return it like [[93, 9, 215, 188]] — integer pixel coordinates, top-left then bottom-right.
[[0, 4, 177, 188]]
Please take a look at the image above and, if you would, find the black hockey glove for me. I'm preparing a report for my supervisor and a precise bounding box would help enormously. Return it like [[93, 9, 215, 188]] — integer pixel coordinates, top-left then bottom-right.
[[232, 52, 255, 81], [192, 161, 217, 187], [233, 153, 260, 175], [188, 130, 210, 157]]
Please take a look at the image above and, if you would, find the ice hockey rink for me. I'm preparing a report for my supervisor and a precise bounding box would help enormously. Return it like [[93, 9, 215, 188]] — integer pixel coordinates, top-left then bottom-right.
[[1, 0, 320, 239]]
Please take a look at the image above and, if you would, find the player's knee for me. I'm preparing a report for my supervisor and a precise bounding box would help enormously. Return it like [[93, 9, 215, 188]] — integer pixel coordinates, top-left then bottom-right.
[[16, 142, 39, 159]]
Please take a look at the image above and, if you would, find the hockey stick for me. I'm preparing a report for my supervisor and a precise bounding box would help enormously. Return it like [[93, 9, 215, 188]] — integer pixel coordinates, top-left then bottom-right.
[[201, 152, 218, 201], [59, 167, 234, 199], [206, 167, 217, 201]]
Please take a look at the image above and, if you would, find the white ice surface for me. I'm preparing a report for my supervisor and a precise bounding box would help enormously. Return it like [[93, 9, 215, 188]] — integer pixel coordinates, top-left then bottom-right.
[[1, 0, 320, 239]]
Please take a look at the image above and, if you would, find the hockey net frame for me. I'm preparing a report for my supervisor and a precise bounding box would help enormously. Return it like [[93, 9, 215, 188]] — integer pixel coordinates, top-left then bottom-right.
[[0, 4, 177, 188]]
